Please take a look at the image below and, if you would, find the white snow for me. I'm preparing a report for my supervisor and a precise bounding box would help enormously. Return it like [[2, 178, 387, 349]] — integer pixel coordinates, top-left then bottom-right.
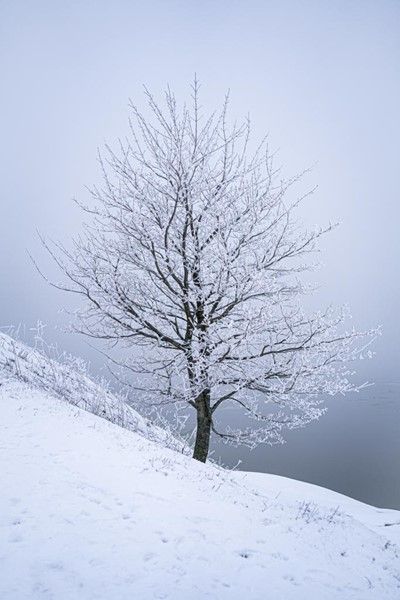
[[0, 331, 186, 453], [1, 380, 399, 599]]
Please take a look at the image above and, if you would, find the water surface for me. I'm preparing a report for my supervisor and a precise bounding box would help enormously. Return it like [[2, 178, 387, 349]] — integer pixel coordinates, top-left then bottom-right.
[[213, 383, 400, 510]]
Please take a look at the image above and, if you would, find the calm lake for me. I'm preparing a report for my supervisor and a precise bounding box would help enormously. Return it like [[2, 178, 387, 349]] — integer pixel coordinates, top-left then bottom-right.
[[213, 382, 400, 510]]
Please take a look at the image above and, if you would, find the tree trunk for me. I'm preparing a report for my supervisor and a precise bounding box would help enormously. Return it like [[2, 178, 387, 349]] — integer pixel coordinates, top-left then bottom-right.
[[192, 395, 212, 462]]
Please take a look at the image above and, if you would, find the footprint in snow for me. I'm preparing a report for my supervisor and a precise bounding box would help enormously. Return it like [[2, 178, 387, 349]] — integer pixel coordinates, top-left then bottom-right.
[[283, 574, 300, 586], [47, 562, 63, 571], [270, 552, 289, 561], [238, 549, 258, 559], [143, 552, 157, 562], [9, 534, 23, 543]]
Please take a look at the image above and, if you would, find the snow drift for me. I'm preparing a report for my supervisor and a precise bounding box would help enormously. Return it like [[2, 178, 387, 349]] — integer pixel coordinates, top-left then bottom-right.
[[1, 376, 399, 599]]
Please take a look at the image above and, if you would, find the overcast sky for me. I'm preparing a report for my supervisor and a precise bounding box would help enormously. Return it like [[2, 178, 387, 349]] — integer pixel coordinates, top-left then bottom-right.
[[1, 0, 399, 381]]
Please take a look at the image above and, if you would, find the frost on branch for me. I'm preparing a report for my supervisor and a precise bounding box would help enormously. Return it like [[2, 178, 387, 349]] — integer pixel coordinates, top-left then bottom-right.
[[41, 80, 377, 461]]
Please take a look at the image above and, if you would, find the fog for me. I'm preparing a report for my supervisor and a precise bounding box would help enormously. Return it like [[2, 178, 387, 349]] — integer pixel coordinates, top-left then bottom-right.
[[1, 1, 399, 507]]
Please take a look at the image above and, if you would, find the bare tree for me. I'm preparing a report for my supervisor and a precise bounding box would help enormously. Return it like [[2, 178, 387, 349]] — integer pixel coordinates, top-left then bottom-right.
[[42, 81, 375, 462]]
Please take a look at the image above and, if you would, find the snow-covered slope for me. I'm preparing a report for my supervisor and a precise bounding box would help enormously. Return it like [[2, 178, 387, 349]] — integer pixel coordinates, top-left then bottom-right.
[[1, 380, 399, 599], [0, 331, 185, 452]]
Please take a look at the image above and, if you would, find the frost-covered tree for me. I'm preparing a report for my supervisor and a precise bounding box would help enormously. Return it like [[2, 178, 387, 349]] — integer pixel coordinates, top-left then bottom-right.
[[44, 82, 375, 462]]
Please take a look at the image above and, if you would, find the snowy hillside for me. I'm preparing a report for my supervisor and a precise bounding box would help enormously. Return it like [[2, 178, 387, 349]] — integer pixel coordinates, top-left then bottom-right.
[[0, 331, 185, 453], [1, 380, 399, 599]]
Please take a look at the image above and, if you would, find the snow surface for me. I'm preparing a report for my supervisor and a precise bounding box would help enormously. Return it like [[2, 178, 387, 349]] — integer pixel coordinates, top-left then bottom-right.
[[1, 380, 399, 600], [0, 331, 186, 453]]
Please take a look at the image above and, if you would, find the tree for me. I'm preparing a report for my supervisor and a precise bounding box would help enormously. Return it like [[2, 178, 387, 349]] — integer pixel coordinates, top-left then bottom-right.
[[43, 81, 375, 462]]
